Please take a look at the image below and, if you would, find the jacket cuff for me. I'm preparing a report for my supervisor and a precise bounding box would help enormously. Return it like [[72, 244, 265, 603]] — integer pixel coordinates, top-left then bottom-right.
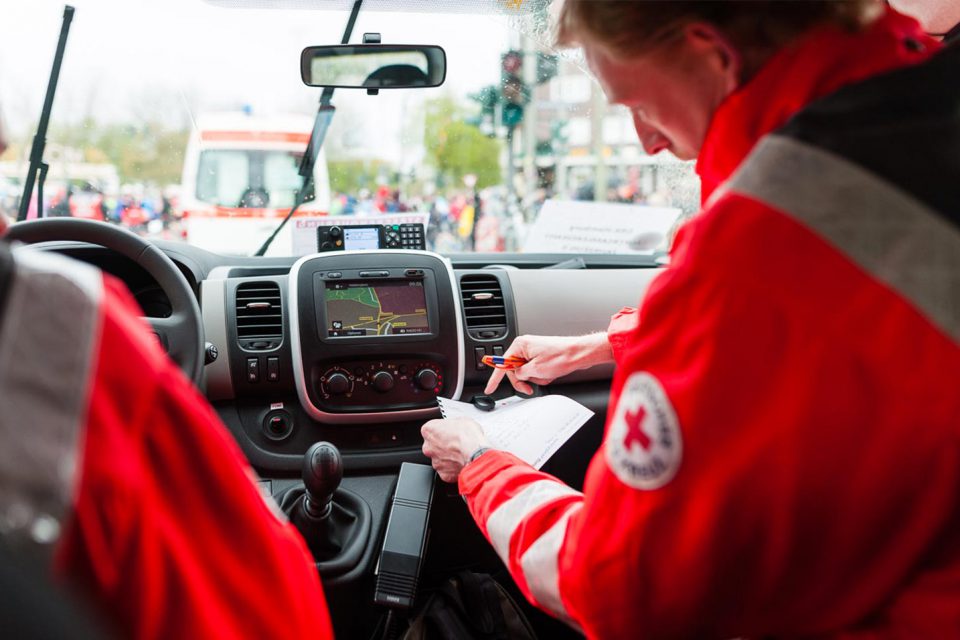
[[459, 449, 527, 496], [606, 307, 638, 363]]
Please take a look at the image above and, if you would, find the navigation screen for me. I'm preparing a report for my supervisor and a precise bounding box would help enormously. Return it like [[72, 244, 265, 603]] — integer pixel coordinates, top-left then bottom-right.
[[325, 281, 430, 336]]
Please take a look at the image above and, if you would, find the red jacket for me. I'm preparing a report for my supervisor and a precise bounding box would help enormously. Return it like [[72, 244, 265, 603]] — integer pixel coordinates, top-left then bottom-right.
[[0, 246, 332, 638], [461, 12, 960, 638]]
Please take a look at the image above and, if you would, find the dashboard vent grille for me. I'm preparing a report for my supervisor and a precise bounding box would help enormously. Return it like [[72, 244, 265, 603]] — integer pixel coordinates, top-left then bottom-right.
[[460, 274, 506, 339], [235, 281, 282, 349]]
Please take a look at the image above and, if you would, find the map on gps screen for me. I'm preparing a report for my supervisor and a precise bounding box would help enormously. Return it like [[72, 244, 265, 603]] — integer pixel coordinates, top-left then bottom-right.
[[326, 281, 430, 336]]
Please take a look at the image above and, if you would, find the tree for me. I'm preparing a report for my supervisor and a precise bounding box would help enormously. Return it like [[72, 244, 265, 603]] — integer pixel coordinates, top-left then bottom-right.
[[424, 97, 501, 190], [48, 119, 189, 186], [327, 159, 394, 194]]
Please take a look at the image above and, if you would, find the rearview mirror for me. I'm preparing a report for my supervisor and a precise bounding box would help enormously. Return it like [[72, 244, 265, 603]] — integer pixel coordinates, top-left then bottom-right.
[[300, 45, 446, 89]]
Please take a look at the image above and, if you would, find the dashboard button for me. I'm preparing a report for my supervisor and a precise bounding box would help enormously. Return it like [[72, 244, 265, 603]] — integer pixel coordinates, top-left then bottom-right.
[[266, 357, 280, 382], [327, 271, 342, 279], [415, 368, 438, 391], [326, 372, 351, 395], [474, 347, 486, 370], [246, 358, 260, 383], [372, 371, 395, 393]]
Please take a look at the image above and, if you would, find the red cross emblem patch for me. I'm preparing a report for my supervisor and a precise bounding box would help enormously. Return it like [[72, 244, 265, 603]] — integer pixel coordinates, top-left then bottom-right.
[[605, 372, 682, 490]]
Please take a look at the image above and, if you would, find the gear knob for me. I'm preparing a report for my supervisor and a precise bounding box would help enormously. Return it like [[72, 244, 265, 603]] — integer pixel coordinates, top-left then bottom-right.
[[302, 441, 343, 518]]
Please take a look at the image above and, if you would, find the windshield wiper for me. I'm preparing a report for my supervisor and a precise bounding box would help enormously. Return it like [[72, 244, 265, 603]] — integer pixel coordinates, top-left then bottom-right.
[[17, 5, 75, 222], [253, 0, 363, 256]]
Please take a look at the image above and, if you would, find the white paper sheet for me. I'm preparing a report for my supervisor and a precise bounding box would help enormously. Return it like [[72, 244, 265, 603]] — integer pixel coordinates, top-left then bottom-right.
[[522, 200, 681, 254], [437, 395, 594, 469]]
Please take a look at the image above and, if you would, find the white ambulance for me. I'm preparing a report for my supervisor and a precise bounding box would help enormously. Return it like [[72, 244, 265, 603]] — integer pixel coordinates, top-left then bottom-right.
[[179, 112, 331, 255]]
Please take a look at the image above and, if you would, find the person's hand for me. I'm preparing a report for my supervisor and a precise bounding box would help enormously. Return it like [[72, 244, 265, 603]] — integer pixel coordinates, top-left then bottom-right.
[[485, 333, 614, 395], [421, 417, 492, 483]]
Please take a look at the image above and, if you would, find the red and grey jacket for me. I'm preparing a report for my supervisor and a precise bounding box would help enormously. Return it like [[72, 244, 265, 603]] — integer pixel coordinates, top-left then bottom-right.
[[461, 11, 960, 639], [0, 245, 333, 638]]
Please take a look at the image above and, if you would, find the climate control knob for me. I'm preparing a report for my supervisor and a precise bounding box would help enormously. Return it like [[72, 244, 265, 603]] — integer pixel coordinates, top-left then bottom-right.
[[325, 372, 351, 395], [415, 368, 438, 391], [372, 370, 395, 393]]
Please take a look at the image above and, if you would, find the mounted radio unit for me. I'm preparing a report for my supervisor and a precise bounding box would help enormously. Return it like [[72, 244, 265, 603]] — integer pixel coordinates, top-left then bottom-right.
[[317, 224, 426, 252], [289, 251, 463, 423]]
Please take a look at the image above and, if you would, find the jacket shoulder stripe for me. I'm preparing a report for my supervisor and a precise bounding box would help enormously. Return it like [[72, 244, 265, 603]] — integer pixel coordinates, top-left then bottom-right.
[[519, 504, 582, 629], [726, 134, 960, 344], [0, 248, 103, 559], [485, 480, 581, 569]]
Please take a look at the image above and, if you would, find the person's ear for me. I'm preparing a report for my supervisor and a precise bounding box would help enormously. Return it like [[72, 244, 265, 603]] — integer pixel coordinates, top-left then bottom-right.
[[680, 21, 742, 93]]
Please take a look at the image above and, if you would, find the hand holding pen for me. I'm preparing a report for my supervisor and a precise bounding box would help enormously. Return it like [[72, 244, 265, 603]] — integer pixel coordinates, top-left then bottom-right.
[[483, 333, 615, 395]]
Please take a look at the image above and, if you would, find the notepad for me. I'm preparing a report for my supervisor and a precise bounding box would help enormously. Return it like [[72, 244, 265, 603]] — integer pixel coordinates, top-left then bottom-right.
[[437, 395, 595, 469]]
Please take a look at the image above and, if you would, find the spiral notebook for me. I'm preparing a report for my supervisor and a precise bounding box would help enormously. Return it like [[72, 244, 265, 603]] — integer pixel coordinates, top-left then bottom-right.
[[437, 395, 594, 469]]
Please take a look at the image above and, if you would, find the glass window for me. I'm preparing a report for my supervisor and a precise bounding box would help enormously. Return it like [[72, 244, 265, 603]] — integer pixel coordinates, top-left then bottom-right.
[[0, 0, 699, 256]]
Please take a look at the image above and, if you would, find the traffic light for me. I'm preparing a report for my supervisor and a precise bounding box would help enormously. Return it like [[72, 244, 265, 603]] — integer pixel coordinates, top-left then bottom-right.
[[500, 49, 528, 128], [467, 85, 501, 136], [474, 86, 500, 117]]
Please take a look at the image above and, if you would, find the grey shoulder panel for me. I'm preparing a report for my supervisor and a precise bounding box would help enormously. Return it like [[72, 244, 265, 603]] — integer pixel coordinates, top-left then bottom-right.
[[0, 249, 103, 560], [727, 134, 960, 344]]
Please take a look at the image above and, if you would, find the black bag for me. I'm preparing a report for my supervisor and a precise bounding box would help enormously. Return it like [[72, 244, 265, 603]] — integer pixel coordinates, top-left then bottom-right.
[[403, 571, 538, 640]]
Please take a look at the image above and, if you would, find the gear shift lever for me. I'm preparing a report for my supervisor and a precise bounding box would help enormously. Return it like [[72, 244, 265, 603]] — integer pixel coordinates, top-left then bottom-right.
[[302, 441, 343, 519], [278, 441, 372, 578]]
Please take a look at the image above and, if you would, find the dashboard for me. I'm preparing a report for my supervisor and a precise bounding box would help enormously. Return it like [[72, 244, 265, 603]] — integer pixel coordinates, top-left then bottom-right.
[[53, 240, 660, 475]]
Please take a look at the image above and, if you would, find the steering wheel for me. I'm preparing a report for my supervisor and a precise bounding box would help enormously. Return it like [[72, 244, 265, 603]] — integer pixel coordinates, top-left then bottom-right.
[[6, 218, 204, 384]]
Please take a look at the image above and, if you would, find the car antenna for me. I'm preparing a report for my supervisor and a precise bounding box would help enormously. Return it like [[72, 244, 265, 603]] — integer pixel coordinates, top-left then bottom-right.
[[254, 0, 364, 257], [17, 5, 75, 223]]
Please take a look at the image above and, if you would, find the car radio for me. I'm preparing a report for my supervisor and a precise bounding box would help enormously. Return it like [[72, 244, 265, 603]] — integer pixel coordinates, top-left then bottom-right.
[[289, 251, 463, 423], [317, 224, 426, 252]]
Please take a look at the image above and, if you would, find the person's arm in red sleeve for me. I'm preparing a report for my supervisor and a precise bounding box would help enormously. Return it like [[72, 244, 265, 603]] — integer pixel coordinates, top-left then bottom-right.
[[458, 451, 586, 630], [56, 276, 333, 639], [458, 261, 786, 637]]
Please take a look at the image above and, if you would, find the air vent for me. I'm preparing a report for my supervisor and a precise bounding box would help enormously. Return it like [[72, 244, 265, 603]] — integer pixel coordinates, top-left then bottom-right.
[[460, 274, 507, 339], [235, 281, 282, 350]]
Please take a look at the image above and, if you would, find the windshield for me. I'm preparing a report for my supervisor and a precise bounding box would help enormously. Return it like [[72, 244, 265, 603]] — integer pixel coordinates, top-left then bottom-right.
[[0, 0, 699, 257]]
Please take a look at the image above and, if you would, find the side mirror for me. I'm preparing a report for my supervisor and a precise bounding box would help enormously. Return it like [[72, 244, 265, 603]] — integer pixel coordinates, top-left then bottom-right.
[[300, 44, 446, 89]]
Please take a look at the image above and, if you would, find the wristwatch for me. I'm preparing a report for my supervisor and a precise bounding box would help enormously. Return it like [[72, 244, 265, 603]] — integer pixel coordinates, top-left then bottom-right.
[[468, 447, 491, 464]]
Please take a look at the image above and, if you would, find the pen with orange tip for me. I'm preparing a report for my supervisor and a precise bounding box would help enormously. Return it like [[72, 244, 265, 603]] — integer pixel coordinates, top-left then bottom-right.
[[481, 354, 528, 370]]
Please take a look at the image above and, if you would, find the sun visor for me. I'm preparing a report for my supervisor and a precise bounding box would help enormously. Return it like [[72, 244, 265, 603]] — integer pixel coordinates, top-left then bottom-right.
[[202, 0, 553, 14]]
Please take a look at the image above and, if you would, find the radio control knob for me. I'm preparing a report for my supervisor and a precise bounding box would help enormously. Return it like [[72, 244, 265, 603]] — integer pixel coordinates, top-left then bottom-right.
[[329, 226, 342, 239], [372, 370, 395, 393], [415, 368, 438, 391], [326, 372, 351, 395]]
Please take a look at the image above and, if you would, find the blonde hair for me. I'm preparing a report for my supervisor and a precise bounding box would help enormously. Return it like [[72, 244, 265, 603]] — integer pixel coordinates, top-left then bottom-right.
[[557, 0, 880, 59]]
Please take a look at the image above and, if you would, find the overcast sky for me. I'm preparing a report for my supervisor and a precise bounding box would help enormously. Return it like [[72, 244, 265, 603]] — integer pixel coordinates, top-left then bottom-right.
[[0, 0, 531, 138]]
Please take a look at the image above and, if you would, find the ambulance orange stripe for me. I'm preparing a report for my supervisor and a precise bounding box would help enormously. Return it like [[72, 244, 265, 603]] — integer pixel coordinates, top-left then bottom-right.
[[199, 131, 311, 144]]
